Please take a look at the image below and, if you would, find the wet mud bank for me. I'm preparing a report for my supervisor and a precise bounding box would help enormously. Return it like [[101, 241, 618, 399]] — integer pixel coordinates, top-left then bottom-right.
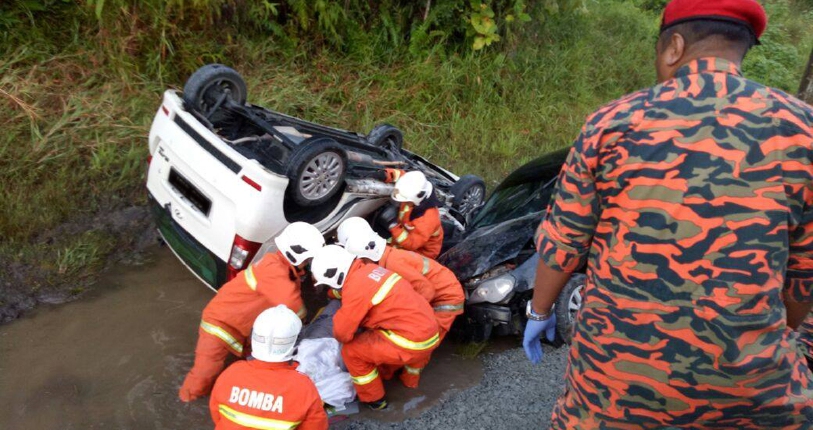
[[0, 205, 156, 324]]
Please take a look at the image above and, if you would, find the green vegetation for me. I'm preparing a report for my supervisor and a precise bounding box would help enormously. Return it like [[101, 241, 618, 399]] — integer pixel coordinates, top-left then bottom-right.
[[456, 340, 490, 359], [0, 0, 811, 299]]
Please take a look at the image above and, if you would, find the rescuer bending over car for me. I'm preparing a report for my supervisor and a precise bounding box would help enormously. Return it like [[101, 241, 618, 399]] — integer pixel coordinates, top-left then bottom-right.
[[179, 222, 326, 402], [376, 170, 444, 259], [337, 217, 464, 387], [311, 245, 440, 410], [209, 305, 328, 430]]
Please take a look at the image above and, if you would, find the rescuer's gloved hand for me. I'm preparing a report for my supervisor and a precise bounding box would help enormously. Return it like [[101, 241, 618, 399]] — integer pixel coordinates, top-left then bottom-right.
[[178, 372, 214, 402], [522, 312, 557, 365], [179, 383, 201, 402]]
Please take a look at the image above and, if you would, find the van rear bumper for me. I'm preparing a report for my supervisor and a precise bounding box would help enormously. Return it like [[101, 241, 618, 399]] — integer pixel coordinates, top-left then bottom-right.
[[149, 195, 228, 290]]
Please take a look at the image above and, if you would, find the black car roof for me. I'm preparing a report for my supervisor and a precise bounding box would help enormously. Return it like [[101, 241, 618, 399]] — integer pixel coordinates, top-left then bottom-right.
[[492, 147, 570, 193]]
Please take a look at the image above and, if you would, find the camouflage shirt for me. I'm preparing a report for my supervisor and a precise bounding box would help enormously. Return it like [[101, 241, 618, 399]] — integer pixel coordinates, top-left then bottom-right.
[[537, 58, 813, 429]]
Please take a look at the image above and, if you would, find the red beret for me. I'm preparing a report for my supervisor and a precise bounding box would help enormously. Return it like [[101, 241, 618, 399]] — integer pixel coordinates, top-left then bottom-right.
[[661, 0, 767, 40]]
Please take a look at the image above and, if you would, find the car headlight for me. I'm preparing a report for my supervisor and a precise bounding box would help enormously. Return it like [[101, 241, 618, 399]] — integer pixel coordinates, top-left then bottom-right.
[[468, 274, 515, 305]]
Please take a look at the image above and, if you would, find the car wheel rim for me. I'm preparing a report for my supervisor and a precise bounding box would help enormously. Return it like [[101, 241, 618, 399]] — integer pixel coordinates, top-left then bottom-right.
[[568, 284, 583, 323], [459, 186, 484, 215], [200, 79, 239, 114], [300, 152, 343, 201]]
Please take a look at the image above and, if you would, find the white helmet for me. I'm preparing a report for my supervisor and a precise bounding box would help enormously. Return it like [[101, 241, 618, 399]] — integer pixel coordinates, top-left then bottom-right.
[[345, 230, 386, 262], [251, 305, 302, 363], [336, 217, 373, 247], [274, 222, 326, 266], [311, 244, 356, 290], [392, 171, 433, 205]]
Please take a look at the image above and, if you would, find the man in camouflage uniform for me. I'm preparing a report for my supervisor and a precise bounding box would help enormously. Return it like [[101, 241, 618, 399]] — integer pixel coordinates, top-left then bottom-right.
[[523, 0, 813, 428]]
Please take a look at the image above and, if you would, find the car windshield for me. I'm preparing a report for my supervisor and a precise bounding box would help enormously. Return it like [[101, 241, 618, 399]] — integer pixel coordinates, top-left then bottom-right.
[[471, 178, 556, 228]]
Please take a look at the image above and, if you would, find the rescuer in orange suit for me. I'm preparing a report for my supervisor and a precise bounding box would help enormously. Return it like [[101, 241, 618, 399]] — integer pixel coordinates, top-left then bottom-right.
[[376, 169, 444, 259], [179, 222, 326, 402], [209, 305, 328, 430], [337, 217, 465, 387], [311, 245, 440, 410]]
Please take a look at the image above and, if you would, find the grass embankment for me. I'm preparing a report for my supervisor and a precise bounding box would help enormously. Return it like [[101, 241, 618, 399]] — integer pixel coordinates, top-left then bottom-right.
[[0, 0, 811, 318]]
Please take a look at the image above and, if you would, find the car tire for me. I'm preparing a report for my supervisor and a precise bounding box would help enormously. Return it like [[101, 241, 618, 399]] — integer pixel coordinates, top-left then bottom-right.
[[286, 137, 347, 207], [366, 124, 403, 151], [183, 64, 247, 117], [554, 273, 585, 345], [450, 174, 486, 217]]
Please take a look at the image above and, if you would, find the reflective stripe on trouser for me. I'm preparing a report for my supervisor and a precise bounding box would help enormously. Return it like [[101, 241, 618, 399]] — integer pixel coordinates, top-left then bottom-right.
[[404, 313, 459, 389], [399, 364, 424, 388], [379, 329, 439, 351], [341, 330, 434, 402], [180, 327, 239, 399], [218, 404, 301, 430], [200, 320, 244, 355]]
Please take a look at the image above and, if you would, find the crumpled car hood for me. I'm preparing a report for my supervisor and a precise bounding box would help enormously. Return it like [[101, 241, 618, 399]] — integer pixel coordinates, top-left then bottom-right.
[[439, 214, 537, 281]]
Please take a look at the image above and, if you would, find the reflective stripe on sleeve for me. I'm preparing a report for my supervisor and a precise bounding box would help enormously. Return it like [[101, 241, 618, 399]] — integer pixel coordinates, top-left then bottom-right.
[[351, 368, 380, 385], [431, 228, 441, 237], [296, 306, 307, 319], [398, 207, 410, 221], [218, 404, 300, 430], [371, 274, 402, 305], [421, 257, 431, 275], [379, 330, 440, 351], [244, 265, 258, 291], [200, 320, 243, 355], [433, 303, 464, 312], [404, 365, 423, 375], [394, 230, 409, 244]]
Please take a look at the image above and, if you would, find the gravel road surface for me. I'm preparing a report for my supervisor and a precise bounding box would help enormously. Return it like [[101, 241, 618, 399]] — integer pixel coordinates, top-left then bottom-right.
[[341, 344, 569, 429]]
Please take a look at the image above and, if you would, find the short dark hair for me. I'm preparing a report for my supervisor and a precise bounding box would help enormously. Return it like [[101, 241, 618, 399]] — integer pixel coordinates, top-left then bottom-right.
[[659, 19, 756, 57]]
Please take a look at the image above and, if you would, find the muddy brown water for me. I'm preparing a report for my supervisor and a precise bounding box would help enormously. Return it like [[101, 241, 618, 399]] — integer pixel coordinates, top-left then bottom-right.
[[0, 246, 483, 429]]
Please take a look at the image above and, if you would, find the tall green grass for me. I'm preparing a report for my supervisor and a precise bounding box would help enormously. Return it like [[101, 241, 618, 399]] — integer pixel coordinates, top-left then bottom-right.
[[0, 0, 811, 292]]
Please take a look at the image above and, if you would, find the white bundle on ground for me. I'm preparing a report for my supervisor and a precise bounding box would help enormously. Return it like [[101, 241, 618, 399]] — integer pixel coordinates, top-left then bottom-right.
[[295, 300, 355, 408], [296, 338, 356, 407]]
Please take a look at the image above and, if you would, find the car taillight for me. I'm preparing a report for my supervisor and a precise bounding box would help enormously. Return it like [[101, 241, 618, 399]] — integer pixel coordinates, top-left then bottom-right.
[[227, 235, 263, 280]]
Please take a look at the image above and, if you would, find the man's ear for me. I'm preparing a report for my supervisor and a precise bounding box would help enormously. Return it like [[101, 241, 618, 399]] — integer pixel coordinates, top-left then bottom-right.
[[665, 32, 686, 66]]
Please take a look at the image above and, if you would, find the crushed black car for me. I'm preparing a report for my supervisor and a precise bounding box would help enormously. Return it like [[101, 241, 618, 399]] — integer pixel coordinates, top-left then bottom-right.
[[439, 148, 586, 344]]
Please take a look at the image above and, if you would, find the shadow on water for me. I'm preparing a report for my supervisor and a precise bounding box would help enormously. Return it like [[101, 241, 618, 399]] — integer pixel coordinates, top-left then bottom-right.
[[0, 246, 484, 429]]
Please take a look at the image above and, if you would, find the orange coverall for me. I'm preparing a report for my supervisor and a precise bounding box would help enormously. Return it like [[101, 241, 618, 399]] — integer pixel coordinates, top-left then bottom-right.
[[333, 259, 439, 402], [377, 246, 464, 386], [209, 360, 327, 430], [384, 168, 444, 259], [179, 252, 307, 401]]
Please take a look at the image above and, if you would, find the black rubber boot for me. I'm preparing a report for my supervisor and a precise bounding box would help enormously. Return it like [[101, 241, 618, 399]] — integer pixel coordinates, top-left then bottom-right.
[[365, 398, 388, 411]]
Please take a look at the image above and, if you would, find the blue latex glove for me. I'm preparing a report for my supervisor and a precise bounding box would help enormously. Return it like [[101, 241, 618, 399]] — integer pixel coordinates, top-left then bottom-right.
[[522, 313, 557, 365]]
